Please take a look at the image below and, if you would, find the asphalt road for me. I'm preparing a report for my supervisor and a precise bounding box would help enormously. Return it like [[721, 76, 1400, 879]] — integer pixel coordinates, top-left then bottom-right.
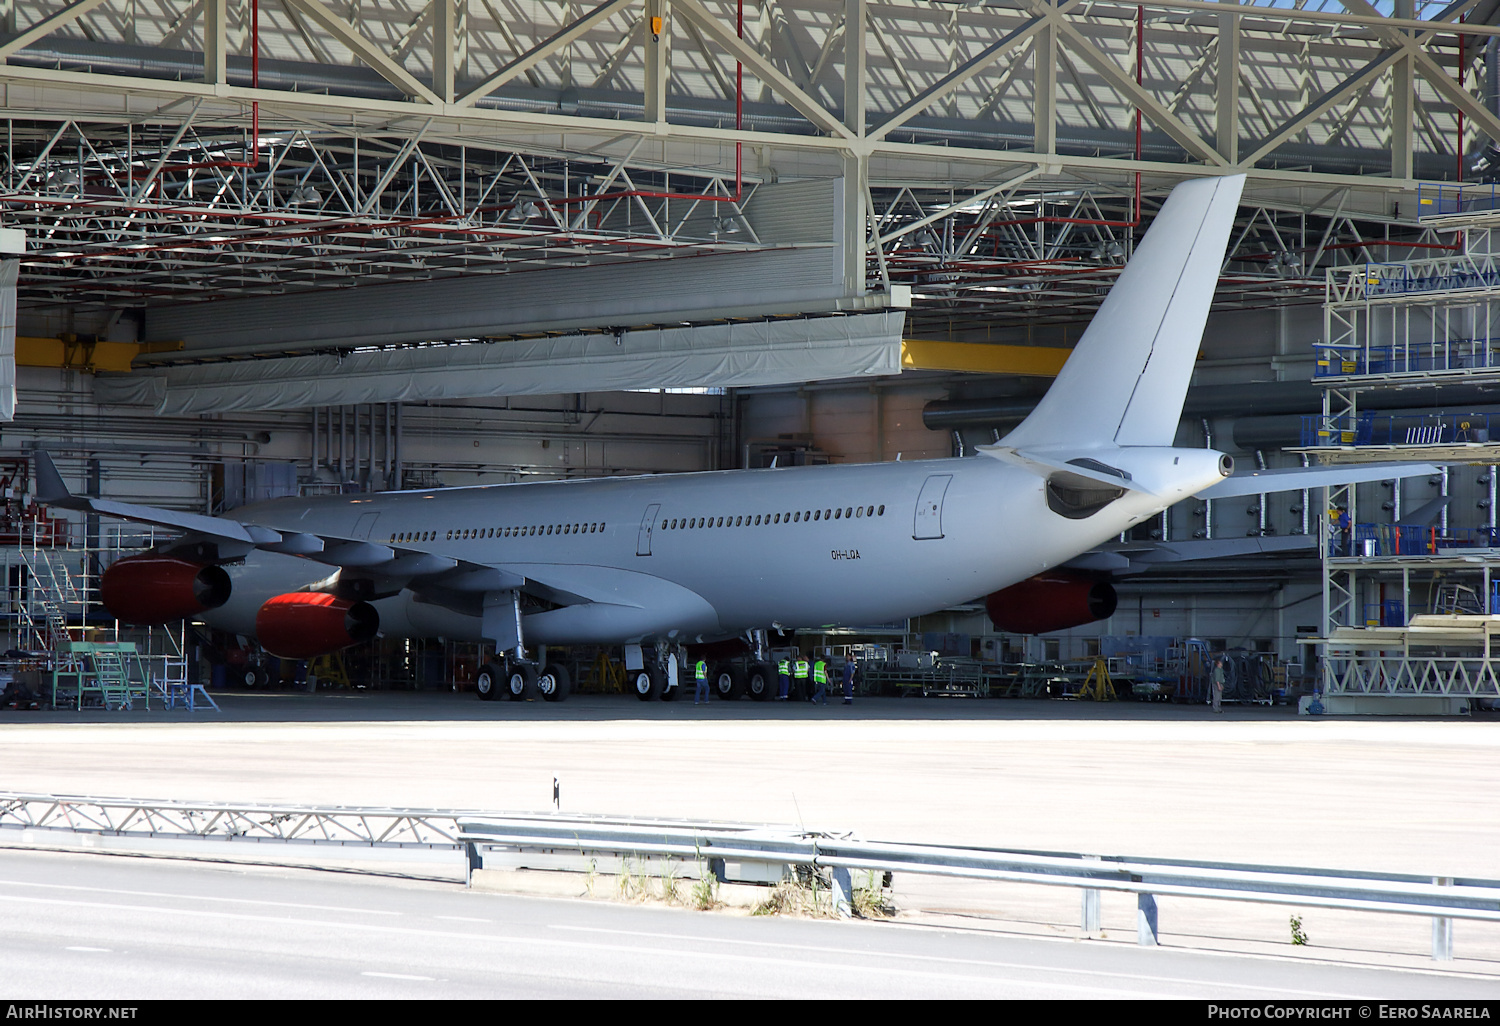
[[2, 848, 1496, 1000], [4, 691, 1500, 992]]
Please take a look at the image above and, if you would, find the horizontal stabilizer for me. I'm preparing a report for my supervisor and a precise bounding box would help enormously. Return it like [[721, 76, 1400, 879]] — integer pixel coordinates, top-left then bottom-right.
[[1196, 462, 1439, 499], [977, 445, 1146, 492], [1067, 534, 1316, 573]]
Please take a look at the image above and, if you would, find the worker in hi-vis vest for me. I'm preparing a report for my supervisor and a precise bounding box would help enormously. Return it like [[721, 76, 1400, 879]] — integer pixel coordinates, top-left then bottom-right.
[[777, 656, 791, 701], [694, 657, 709, 704], [793, 656, 810, 701], [811, 657, 829, 705]]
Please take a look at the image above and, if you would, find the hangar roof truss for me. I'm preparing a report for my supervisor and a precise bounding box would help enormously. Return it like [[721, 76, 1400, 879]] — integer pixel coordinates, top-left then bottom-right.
[[0, 0, 1492, 340]]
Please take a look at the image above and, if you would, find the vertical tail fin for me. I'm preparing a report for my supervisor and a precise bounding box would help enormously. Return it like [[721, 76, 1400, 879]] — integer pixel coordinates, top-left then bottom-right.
[[1000, 175, 1245, 450]]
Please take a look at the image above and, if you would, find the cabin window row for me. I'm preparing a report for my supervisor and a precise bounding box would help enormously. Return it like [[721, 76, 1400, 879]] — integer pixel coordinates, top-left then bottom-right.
[[661, 505, 885, 532], [390, 523, 607, 544]]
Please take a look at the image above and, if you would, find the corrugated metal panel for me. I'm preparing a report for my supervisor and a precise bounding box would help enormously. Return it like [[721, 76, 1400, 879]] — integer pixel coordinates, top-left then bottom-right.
[[144, 248, 839, 350], [595, 179, 838, 243], [742, 180, 838, 245]]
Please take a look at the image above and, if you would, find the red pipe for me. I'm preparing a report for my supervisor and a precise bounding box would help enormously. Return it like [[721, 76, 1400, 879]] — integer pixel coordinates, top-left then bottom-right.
[[183, 0, 259, 174], [978, 215, 1144, 230], [1315, 240, 1465, 253], [736, 0, 743, 193]]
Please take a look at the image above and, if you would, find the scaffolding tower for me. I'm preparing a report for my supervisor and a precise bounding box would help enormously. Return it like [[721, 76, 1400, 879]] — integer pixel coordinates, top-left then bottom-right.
[[1298, 197, 1500, 713]]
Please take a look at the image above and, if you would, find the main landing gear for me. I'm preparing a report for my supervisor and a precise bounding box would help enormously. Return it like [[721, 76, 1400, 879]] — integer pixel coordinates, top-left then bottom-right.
[[476, 658, 569, 702]]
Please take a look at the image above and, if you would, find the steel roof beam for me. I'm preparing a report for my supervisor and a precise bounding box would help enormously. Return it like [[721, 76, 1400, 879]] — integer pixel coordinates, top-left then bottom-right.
[[457, 0, 636, 108], [868, 7, 1051, 143], [282, 0, 443, 106], [0, 0, 112, 61], [673, 0, 853, 140]]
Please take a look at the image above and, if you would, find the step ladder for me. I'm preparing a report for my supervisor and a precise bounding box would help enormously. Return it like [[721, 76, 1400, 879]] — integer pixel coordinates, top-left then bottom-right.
[[52, 642, 149, 710], [1433, 582, 1484, 615], [144, 623, 218, 710]]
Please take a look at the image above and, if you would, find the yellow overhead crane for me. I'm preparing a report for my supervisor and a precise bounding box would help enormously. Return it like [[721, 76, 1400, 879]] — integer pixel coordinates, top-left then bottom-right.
[[18, 335, 1067, 378], [900, 339, 1070, 377], [15, 336, 182, 373]]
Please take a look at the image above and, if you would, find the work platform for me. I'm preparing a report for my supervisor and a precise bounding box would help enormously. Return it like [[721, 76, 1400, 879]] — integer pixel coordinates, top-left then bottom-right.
[[1311, 614, 1500, 715]]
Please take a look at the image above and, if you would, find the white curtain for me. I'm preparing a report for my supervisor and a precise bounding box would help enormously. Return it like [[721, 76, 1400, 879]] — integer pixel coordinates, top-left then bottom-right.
[[0, 261, 17, 422], [95, 311, 906, 415]]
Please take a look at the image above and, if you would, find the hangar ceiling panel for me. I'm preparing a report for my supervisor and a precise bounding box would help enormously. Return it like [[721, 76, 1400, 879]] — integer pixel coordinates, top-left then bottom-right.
[[96, 309, 905, 413]]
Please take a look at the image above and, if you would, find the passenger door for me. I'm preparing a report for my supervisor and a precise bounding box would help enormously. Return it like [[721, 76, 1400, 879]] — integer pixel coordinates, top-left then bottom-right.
[[913, 475, 952, 540], [636, 503, 661, 556], [353, 511, 381, 540]]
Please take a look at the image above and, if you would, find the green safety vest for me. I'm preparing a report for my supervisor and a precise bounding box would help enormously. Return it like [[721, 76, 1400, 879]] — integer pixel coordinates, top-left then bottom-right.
[[813, 662, 828, 685], [794, 660, 809, 678], [695, 660, 707, 680], [778, 660, 790, 676]]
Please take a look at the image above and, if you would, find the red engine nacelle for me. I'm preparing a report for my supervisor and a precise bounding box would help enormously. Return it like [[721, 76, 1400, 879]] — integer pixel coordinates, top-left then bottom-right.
[[100, 555, 232, 625], [985, 572, 1118, 635], [255, 592, 379, 660]]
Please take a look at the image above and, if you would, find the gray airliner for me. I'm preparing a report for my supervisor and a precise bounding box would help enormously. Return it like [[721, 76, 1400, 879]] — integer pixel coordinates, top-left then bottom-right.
[[35, 174, 1426, 701]]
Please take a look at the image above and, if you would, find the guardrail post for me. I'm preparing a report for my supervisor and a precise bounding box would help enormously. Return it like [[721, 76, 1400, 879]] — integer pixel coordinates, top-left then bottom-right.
[[1081, 888, 1101, 936], [1433, 876, 1454, 961], [832, 866, 853, 918], [464, 841, 481, 888], [1137, 892, 1159, 946], [1081, 855, 1101, 937]]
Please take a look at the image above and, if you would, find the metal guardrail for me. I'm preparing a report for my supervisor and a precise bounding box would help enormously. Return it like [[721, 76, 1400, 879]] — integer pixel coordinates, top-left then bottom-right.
[[0, 792, 470, 848], [458, 818, 1500, 961], [1, 792, 1492, 962]]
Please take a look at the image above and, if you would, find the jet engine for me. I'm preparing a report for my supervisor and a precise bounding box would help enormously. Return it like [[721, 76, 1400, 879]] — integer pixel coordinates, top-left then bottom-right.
[[100, 554, 232, 625], [985, 572, 1118, 634], [255, 592, 379, 659]]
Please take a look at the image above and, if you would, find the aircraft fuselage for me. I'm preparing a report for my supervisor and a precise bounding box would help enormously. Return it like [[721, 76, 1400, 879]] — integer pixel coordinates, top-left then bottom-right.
[[204, 448, 1222, 646]]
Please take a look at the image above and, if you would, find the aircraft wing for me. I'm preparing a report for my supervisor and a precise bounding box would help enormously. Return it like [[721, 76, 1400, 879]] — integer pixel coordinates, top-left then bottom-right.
[[35, 451, 267, 547], [1195, 462, 1439, 499], [33, 450, 603, 608]]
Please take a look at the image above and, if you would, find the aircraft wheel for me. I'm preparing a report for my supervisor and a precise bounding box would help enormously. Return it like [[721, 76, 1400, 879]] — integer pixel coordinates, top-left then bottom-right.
[[713, 664, 745, 701], [538, 663, 571, 702], [746, 663, 772, 702], [475, 662, 502, 701], [660, 674, 680, 701], [631, 668, 662, 701], [505, 664, 537, 701]]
